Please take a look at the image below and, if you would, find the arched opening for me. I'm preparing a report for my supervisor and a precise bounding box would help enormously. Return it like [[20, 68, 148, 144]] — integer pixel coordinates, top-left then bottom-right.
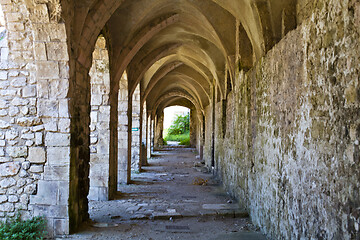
[[163, 106, 190, 146]]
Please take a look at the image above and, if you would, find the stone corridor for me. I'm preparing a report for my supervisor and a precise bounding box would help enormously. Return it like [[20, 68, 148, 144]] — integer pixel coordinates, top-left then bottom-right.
[[69, 148, 266, 240], [0, 0, 358, 239]]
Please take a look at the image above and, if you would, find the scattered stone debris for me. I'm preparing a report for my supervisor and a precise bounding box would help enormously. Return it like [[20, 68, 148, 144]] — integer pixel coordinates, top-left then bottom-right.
[[193, 177, 208, 185]]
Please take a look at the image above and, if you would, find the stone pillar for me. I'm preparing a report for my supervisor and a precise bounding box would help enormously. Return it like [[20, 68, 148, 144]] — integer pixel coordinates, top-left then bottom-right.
[[117, 72, 129, 185], [140, 102, 148, 166], [131, 84, 140, 171], [189, 108, 197, 147], [146, 112, 151, 159], [126, 94, 132, 183], [151, 116, 155, 153], [88, 36, 110, 201], [154, 111, 164, 149]]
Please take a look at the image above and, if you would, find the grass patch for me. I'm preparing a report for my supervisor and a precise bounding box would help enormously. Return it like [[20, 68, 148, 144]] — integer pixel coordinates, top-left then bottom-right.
[[179, 137, 190, 146], [0, 213, 47, 240], [164, 130, 190, 146]]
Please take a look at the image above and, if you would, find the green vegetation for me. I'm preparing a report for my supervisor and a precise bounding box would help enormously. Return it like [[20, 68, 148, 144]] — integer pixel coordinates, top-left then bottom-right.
[[0, 213, 47, 240], [164, 113, 190, 145]]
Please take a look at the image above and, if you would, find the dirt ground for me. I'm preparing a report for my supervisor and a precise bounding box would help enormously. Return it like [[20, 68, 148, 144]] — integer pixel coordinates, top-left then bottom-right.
[[60, 148, 267, 240]]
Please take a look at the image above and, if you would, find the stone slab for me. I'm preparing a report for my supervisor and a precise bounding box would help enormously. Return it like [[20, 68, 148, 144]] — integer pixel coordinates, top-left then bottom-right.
[[202, 204, 240, 210], [211, 232, 267, 240]]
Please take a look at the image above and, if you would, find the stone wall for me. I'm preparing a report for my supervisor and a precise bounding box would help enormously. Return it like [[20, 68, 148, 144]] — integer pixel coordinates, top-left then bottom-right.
[[210, 0, 360, 238], [88, 36, 110, 201], [0, 0, 71, 236]]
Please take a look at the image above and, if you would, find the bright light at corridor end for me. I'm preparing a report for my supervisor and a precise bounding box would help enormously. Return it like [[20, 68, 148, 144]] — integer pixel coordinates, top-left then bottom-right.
[[163, 106, 190, 129]]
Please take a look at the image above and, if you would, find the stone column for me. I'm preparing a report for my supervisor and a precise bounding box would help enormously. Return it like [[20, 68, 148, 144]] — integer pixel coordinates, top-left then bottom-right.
[[189, 108, 197, 147], [88, 36, 110, 201], [117, 72, 129, 185], [154, 111, 164, 149], [131, 84, 140, 171]]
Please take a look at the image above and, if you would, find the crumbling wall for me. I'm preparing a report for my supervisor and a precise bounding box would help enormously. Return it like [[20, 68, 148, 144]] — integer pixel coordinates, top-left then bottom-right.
[[211, 0, 360, 238]]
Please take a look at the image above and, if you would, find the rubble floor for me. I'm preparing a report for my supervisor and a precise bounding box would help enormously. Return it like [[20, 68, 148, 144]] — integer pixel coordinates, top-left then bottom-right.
[[63, 148, 267, 240]]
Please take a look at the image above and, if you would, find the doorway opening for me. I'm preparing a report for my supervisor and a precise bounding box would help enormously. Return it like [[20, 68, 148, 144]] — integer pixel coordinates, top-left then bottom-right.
[[163, 106, 190, 147]]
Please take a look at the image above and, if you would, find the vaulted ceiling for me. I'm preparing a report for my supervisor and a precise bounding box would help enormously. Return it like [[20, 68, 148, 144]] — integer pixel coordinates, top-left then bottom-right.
[[70, 0, 297, 115]]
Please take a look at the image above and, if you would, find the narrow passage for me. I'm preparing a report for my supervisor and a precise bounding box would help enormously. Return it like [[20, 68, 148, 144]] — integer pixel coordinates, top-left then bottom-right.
[[68, 148, 266, 240]]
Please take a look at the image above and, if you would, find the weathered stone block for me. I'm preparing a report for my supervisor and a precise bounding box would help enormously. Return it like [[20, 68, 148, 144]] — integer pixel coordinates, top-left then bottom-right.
[[22, 85, 36, 98], [30, 4, 49, 23], [44, 120, 57, 132], [0, 195, 7, 203], [90, 111, 98, 123], [20, 194, 29, 204], [59, 99, 69, 118], [47, 147, 69, 165], [21, 161, 30, 170], [44, 165, 68, 181], [36, 61, 59, 79], [54, 218, 69, 235], [91, 94, 102, 106], [0, 157, 10, 163], [24, 184, 36, 195], [46, 42, 69, 61], [19, 169, 29, 178], [49, 79, 69, 99], [35, 132, 43, 145], [29, 165, 44, 173], [10, 77, 26, 87], [0, 120, 10, 129], [5, 130, 18, 140], [8, 195, 18, 203], [7, 23, 24, 32], [0, 202, 14, 212], [17, 179, 26, 188], [0, 162, 20, 176], [0, 71, 7, 80], [58, 119, 70, 133], [45, 133, 69, 147], [48, 23, 67, 42], [0, 177, 16, 188], [34, 42, 47, 61], [6, 12, 22, 22], [8, 106, 19, 117], [38, 99, 58, 117], [1, 48, 9, 61], [29, 204, 68, 220], [11, 97, 28, 106], [21, 133, 34, 140], [7, 147, 27, 158], [29, 181, 57, 205], [16, 117, 42, 127], [27, 147, 46, 163]]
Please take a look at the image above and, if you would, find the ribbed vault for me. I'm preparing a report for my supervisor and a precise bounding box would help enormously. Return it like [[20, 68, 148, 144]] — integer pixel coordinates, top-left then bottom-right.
[[70, 0, 297, 117]]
